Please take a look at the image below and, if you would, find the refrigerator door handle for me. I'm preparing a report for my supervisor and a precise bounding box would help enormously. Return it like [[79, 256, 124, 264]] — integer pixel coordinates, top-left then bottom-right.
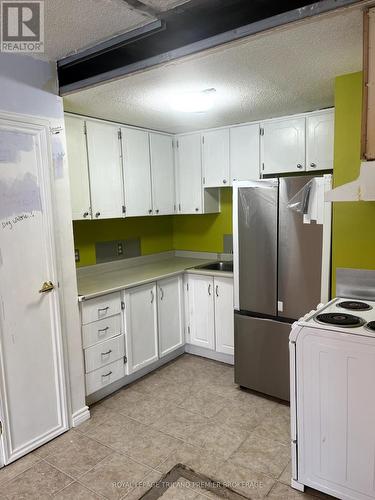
[[302, 182, 312, 215]]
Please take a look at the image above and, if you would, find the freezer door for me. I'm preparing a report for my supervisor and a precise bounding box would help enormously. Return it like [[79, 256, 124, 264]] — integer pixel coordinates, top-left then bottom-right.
[[278, 177, 323, 320], [238, 180, 278, 316], [234, 313, 290, 401]]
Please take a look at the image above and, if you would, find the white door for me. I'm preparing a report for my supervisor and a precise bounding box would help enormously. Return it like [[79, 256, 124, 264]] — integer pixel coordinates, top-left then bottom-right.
[[124, 283, 158, 374], [297, 328, 375, 499], [150, 133, 175, 215], [187, 275, 215, 350], [0, 115, 68, 465], [86, 121, 123, 219], [261, 117, 306, 174], [230, 123, 260, 182], [306, 110, 334, 171], [121, 127, 152, 217], [214, 277, 234, 355], [157, 276, 184, 357], [64, 115, 91, 220], [175, 134, 202, 214], [202, 129, 230, 187]]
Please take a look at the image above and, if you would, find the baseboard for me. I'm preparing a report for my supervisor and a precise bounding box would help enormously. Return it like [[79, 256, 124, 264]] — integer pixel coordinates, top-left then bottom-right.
[[71, 406, 90, 427], [291, 479, 305, 492], [185, 344, 234, 365]]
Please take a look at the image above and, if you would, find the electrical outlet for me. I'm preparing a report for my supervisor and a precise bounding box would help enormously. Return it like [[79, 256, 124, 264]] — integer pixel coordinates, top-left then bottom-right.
[[75, 249, 80, 262], [117, 242, 124, 255]]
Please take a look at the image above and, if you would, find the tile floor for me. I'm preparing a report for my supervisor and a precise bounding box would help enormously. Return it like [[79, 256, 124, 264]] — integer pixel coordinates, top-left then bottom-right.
[[0, 354, 336, 499]]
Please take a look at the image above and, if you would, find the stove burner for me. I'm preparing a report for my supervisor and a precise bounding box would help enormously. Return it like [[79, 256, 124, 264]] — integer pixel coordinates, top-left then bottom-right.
[[337, 300, 372, 311], [315, 312, 365, 327], [365, 321, 375, 332]]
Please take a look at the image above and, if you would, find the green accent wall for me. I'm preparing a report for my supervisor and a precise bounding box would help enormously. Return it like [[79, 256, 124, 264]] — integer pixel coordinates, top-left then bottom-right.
[[332, 71, 375, 293]]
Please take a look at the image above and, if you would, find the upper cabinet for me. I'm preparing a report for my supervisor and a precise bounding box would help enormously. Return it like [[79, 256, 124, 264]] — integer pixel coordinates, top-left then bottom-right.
[[261, 116, 306, 175], [65, 115, 91, 220], [86, 120, 124, 219], [306, 110, 334, 171], [202, 129, 230, 187], [149, 133, 175, 215], [230, 123, 260, 182], [121, 127, 152, 217]]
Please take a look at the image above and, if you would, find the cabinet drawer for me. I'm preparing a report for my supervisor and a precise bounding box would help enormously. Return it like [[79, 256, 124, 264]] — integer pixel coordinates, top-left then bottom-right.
[[82, 314, 122, 348], [85, 359, 125, 395], [81, 292, 121, 325], [84, 334, 125, 373]]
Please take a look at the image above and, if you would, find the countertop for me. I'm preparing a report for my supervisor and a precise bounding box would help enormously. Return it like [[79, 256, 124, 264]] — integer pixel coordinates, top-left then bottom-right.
[[77, 255, 233, 300]]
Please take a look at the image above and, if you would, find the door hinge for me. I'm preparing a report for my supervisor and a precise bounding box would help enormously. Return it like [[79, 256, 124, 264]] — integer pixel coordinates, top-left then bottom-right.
[[118, 130, 122, 140], [123, 355, 127, 364], [121, 301, 125, 310], [176, 139, 179, 148], [202, 136, 205, 144], [0, 421, 3, 435], [122, 205, 126, 214], [186, 283, 189, 291], [203, 177, 206, 185], [83, 122, 87, 135], [174, 204, 176, 213], [187, 326, 190, 334], [260, 127, 264, 136], [262, 162, 265, 171]]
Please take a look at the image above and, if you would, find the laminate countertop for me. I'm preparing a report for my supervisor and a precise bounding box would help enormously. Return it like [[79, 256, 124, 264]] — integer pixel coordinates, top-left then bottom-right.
[[77, 256, 233, 300]]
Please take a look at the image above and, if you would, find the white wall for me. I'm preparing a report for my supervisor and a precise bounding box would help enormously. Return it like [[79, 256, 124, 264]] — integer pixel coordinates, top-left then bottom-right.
[[0, 53, 87, 422]]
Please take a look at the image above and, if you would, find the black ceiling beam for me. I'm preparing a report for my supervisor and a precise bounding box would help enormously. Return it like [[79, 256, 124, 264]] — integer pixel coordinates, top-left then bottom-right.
[[58, 0, 364, 95]]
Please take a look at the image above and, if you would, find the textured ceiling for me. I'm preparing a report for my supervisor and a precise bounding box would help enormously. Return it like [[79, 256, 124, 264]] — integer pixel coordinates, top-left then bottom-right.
[[63, 8, 363, 133], [43, 0, 189, 61]]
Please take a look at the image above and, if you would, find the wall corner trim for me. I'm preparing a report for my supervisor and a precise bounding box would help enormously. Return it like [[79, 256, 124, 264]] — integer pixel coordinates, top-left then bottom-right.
[[71, 406, 90, 428]]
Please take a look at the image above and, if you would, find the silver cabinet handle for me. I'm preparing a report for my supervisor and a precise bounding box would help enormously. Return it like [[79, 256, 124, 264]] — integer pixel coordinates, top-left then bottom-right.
[[178, 203, 181, 212], [148, 209, 152, 214], [208, 284, 211, 296], [296, 164, 303, 169], [195, 208, 199, 212], [98, 306, 109, 313], [155, 209, 159, 214], [310, 163, 316, 168], [101, 349, 112, 356], [223, 179, 227, 184], [83, 212, 89, 218], [215, 285, 219, 297], [95, 212, 101, 217], [98, 326, 109, 335], [151, 290, 154, 303], [101, 371, 112, 378], [160, 287, 164, 301]]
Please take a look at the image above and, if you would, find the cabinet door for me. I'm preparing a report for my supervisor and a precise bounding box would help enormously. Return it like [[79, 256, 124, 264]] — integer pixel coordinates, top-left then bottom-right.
[[121, 127, 152, 217], [214, 277, 234, 355], [65, 115, 91, 220], [230, 123, 260, 182], [157, 276, 184, 357], [150, 133, 175, 215], [202, 129, 230, 187], [86, 121, 124, 219], [306, 110, 334, 171], [176, 134, 202, 214], [124, 283, 158, 374], [261, 117, 305, 174], [187, 275, 215, 350]]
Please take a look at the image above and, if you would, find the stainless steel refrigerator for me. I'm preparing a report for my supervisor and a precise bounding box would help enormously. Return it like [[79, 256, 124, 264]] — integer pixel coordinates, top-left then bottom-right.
[[233, 175, 331, 401]]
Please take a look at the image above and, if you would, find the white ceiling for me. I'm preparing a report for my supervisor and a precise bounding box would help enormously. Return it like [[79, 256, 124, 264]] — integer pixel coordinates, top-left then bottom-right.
[[43, 0, 189, 61], [63, 7, 363, 134]]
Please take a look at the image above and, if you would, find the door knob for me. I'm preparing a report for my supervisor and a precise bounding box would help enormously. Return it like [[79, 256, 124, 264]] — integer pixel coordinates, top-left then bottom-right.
[[95, 212, 100, 218], [83, 212, 89, 218], [310, 163, 317, 168], [39, 281, 55, 293], [223, 179, 227, 184], [297, 164, 303, 169]]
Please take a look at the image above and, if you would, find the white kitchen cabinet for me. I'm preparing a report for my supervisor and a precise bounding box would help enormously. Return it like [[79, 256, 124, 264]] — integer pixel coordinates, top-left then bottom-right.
[[157, 276, 184, 357], [121, 127, 152, 217], [214, 277, 234, 355], [261, 116, 305, 174], [124, 283, 158, 374], [65, 115, 91, 220], [202, 128, 230, 187], [86, 120, 124, 219], [150, 132, 175, 215], [306, 110, 334, 171], [230, 123, 260, 181], [187, 275, 215, 350]]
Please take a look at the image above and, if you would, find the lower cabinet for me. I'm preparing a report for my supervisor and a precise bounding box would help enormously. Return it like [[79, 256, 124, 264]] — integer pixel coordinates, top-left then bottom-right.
[[157, 276, 184, 357], [186, 274, 234, 355]]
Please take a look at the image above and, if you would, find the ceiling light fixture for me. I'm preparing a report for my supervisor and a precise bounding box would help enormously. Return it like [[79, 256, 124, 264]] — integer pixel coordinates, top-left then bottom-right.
[[171, 88, 217, 113]]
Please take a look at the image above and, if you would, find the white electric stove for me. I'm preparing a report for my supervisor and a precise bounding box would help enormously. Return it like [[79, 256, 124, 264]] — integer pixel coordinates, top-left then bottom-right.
[[290, 295, 375, 500]]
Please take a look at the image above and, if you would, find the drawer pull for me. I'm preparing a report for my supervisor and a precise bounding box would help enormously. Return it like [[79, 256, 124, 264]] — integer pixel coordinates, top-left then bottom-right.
[[102, 371, 112, 378], [101, 349, 112, 356], [98, 306, 110, 313], [98, 326, 109, 335]]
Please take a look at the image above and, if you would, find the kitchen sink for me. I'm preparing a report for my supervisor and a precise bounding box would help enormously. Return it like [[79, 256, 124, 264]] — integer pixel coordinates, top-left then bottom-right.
[[194, 261, 233, 272]]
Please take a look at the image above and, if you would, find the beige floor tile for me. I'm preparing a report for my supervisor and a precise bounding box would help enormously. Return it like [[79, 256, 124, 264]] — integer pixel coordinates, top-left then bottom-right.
[[44, 432, 113, 478], [79, 453, 151, 500], [132, 372, 193, 405], [229, 434, 290, 479], [53, 481, 104, 499], [251, 410, 291, 446], [213, 459, 275, 498], [156, 442, 225, 478], [0, 460, 73, 499], [199, 421, 249, 460], [278, 461, 292, 486], [76, 404, 119, 435], [178, 389, 227, 419], [34, 430, 79, 459], [151, 406, 210, 447], [122, 469, 163, 500], [0, 452, 40, 486], [267, 482, 316, 499]]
